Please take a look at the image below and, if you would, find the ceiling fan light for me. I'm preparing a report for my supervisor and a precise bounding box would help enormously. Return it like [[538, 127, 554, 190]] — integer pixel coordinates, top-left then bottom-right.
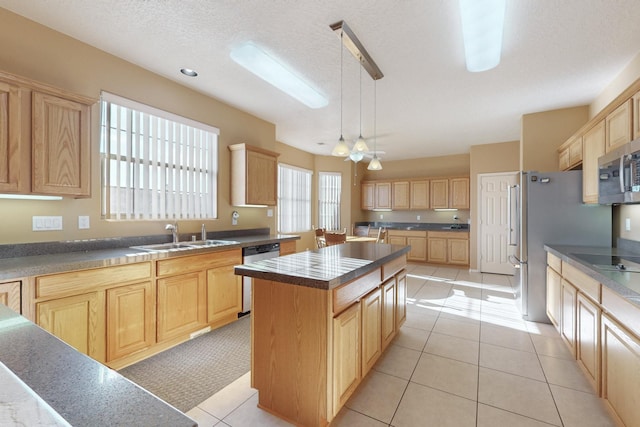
[[459, 0, 506, 72], [331, 136, 350, 156], [353, 135, 369, 153], [367, 155, 382, 170], [349, 151, 365, 162]]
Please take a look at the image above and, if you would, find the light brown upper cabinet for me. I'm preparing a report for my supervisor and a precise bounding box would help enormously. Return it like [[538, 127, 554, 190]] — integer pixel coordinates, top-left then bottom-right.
[[361, 181, 391, 210], [582, 121, 605, 204], [606, 99, 633, 153], [32, 91, 91, 196], [634, 90, 640, 140], [410, 179, 429, 210], [558, 136, 583, 171], [0, 81, 24, 193], [361, 182, 375, 210], [0, 70, 94, 197], [449, 177, 470, 209], [391, 181, 410, 210], [430, 179, 449, 209], [229, 143, 279, 206]]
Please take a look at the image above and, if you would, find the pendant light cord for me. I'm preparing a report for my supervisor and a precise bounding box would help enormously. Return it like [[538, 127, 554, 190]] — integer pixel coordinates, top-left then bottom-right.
[[340, 31, 343, 140], [359, 66, 362, 137]]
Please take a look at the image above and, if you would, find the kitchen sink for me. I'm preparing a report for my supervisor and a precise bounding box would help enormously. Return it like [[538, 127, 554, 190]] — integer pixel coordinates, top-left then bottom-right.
[[130, 239, 240, 252]]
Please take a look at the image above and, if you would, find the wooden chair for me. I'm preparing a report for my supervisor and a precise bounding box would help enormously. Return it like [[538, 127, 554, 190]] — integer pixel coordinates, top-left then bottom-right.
[[352, 224, 371, 236], [313, 226, 326, 248], [324, 231, 347, 246], [376, 227, 387, 243]]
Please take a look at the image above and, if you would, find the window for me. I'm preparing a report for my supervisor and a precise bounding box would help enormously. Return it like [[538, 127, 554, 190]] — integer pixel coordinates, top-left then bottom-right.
[[318, 172, 342, 230], [278, 164, 312, 233], [100, 92, 219, 220]]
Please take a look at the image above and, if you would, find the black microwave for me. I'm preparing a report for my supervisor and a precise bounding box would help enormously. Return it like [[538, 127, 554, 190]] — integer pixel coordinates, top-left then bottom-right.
[[598, 138, 640, 204]]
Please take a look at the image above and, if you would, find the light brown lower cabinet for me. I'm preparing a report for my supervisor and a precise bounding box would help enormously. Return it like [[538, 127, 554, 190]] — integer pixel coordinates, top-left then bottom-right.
[[560, 279, 577, 357], [427, 236, 447, 264], [427, 231, 469, 265], [381, 278, 396, 350], [37, 291, 106, 362], [332, 302, 361, 411], [601, 314, 640, 427], [207, 265, 241, 325], [396, 270, 407, 328], [576, 292, 600, 393], [387, 230, 426, 262], [157, 271, 207, 343], [0, 280, 21, 313], [106, 281, 155, 362], [361, 287, 382, 376], [546, 265, 562, 328]]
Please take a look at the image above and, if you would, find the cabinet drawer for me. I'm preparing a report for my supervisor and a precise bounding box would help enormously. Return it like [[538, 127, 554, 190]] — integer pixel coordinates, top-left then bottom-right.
[[547, 252, 562, 273], [386, 230, 426, 238], [156, 249, 242, 277], [333, 268, 381, 315], [382, 254, 407, 282], [602, 286, 640, 338], [36, 262, 151, 299], [562, 262, 600, 302], [427, 231, 469, 239]]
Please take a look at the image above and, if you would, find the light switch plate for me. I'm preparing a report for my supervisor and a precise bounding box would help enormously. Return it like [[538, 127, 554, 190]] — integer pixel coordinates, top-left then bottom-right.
[[626, 217, 631, 231], [32, 216, 63, 231], [267, 209, 273, 217]]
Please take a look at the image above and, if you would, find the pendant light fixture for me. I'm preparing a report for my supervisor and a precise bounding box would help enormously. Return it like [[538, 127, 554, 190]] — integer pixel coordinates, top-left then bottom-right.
[[367, 79, 382, 170], [352, 66, 369, 153], [331, 31, 350, 156]]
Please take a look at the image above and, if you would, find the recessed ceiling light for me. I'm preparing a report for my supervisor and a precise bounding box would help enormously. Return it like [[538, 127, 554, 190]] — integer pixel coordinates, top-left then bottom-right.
[[180, 68, 198, 77], [230, 41, 328, 109]]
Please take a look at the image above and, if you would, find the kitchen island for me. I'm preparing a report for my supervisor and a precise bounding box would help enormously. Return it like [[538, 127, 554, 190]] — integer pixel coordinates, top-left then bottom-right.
[[235, 242, 410, 427]]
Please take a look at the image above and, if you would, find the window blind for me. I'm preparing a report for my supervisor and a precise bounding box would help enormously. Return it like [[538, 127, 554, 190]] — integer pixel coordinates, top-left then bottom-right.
[[278, 164, 312, 233], [318, 172, 342, 230], [100, 92, 219, 220]]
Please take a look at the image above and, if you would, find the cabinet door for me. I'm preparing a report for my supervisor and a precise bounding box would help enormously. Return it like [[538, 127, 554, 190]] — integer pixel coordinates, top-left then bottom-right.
[[37, 292, 106, 362], [247, 150, 277, 205], [568, 137, 583, 167], [207, 265, 241, 325], [361, 287, 382, 376], [449, 177, 470, 209], [361, 182, 375, 210], [428, 237, 447, 263], [576, 293, 600, 393], [279, 240, 297, 256], [634, 91, 640, 140], [601, 314, 640, 427], [407, 236, 427, 262], [558, 147, 570, 171], [410, 180, 429, 210], [447, 238, 469, 265], [381, 279, 396, 350], [546, 266, 562, 329], [605, 99, 632, 153], [387, 234, 406, 246], [0, 81, 23, 193], [561, 279, 577, 357], [582, 121, 605, 204], [430, 179, 449, 209], [396, 270, 407, 328], [391, 181, 410, 210], [106, 281, 155, 362], [157, 271, 207, 342], [375, 182, 391, 209], [0, 281, 21, 313], [332, 302, 361, 414], [32, 91, 90, 196]]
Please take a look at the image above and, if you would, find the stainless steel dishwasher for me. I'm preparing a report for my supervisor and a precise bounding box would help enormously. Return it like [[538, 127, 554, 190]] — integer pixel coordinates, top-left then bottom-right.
[[241, 242, 280, 313]]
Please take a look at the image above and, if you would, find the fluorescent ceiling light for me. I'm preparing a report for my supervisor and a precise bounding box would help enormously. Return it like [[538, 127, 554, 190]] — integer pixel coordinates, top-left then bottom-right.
[[459, 0, 506, 72], [230, 42, 328, 109]]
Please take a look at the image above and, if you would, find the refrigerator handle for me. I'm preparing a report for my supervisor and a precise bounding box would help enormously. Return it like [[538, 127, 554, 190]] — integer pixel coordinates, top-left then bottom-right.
[[508, 184, 520, 247]]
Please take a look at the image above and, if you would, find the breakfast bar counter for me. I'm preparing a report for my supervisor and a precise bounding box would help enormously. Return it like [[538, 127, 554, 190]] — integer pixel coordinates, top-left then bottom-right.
[[235, 242, 410, 426]]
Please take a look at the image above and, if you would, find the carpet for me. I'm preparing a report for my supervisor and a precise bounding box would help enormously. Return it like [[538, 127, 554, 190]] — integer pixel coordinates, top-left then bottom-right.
[[119, 315, 251, 413]]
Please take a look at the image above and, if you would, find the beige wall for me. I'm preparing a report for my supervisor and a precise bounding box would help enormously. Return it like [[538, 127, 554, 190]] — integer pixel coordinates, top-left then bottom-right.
[[521, 106, 589, 172], [0, 8, 279, 244], [591, 52, 640, 117], [469, 140, 520, 270]]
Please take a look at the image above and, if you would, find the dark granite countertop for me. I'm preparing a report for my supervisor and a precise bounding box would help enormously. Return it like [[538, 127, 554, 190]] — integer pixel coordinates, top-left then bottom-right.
[[0, 304, 195, 426], [0, 232, 299, 281], [356, 221, 469, 232], [235, 242, 410, 290], [544, 244, 640, 308]]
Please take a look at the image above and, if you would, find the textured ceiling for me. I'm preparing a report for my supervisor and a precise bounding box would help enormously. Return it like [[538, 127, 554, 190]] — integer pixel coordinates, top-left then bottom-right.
[[3, 1, 640, 161]]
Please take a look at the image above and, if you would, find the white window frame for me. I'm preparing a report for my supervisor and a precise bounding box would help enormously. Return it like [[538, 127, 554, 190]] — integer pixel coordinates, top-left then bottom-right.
[[318, 172, 342, 230], [99, 92, 219, 220], [277, 163, 312, 233]]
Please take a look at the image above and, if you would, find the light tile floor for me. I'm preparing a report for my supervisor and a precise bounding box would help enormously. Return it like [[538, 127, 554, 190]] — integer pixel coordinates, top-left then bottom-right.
[[186, 263, 617, 427]]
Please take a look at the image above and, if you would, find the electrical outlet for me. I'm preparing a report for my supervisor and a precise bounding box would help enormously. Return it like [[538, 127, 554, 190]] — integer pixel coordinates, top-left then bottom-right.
[[267, 209, 273, 217], [379, 214, 383, 220], [417, 215, 421, 221], [78, 216, 90, 229], [626, 217, 631, 231], [32, 216, 63, 231]]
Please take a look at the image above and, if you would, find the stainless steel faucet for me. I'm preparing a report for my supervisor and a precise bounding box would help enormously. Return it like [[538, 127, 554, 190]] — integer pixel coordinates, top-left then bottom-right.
[[165, 223, 179, 244]]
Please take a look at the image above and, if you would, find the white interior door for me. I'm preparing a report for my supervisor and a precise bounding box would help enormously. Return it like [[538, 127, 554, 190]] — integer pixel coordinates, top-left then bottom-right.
[[479, 173, 517, 275]]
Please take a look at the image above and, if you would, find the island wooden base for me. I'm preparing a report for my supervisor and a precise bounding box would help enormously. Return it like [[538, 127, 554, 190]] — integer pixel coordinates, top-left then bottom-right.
[[251, 256, 407, 426]]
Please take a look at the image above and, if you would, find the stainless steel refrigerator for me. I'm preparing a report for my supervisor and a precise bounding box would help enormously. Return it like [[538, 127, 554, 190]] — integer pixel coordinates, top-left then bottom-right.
[[508, 170, 612, 323]]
